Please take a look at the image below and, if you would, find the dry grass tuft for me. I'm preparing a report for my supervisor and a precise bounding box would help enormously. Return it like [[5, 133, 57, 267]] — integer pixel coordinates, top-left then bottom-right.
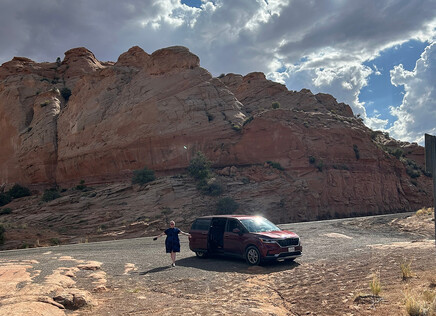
[[404, 290, 436, 316], [416, 207, 434, 217], [401, 261, 413, 280], [370, 272, 381, 297], [405, 295, 426, 316]]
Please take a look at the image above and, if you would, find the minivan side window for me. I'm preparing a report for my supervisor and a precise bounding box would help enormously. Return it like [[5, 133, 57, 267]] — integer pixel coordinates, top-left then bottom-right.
[[191, 218, 212, 231], [225, 219, 239, 232]]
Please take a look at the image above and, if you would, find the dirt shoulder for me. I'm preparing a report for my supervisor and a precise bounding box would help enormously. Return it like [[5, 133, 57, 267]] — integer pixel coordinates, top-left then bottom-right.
[[81, 211, 436, 315], [82, 240, 435, 316], [1, 212, 435, 316]]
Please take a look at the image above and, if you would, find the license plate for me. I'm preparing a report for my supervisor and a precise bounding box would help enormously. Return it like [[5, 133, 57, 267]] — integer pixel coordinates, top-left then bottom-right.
[[288, 247, 293, 252]]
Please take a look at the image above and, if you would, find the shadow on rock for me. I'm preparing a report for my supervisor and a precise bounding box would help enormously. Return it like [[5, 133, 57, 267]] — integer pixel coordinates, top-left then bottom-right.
[[139, 266, 172, 275]]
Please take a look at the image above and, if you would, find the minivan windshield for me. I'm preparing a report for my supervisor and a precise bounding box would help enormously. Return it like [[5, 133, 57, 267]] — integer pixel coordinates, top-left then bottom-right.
[[240, 217, 280, 233]]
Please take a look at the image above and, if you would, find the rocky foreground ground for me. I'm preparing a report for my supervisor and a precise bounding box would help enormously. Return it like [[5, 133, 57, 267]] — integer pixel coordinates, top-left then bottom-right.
[[0, 210, 434, 316]]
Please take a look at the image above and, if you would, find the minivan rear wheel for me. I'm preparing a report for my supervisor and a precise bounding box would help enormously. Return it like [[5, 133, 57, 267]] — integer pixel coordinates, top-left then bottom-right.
[[195, 251, 208, 258], [245, 246, 261, 265]]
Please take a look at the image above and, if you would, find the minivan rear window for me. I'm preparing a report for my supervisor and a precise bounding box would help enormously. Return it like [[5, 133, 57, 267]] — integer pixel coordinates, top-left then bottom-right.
[[191, 218, 212, 231]]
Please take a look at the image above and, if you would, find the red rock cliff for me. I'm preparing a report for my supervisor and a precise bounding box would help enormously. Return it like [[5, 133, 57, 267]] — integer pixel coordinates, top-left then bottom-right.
[[0, 46, 432, 219]]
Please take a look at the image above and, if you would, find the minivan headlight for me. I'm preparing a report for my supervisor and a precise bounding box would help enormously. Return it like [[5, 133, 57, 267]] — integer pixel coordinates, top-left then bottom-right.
[[260, 238, 276, 244]]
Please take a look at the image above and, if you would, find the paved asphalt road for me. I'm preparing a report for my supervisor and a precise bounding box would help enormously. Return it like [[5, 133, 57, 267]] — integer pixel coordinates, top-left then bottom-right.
[[0, 212, 426, 284]]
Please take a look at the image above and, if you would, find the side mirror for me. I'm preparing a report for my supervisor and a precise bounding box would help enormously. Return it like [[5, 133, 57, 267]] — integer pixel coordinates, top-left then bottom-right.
[[232, 228, 243, 235]]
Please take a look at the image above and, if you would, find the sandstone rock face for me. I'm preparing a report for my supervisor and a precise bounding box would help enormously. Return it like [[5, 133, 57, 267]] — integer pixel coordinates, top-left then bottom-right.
[[0, 45, 432, 225]]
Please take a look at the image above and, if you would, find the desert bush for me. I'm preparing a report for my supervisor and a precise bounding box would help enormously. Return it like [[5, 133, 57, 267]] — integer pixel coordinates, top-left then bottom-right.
[[416, 207, 434, 216], [316, 160, 324, 172], [309, 156, 316, 164], [76, 180, 87, 191], [8, 184, 31, 199], [266, 161, 284, 171], [271, 101, 280, 109], [370, 131, 379, 140], [50, 238, 60, 246], [61, 87, 72, 101], [0, 208, 12, 215], [401, 261, 413, 280], [392, 148, 404, 159], [188, 151, 211, 180], [42, 189, 61, 202], [0, 225, 4, 244], [198, 180, 223, 196], [132, 167, 156, 185], [0, 193, 12, 207], [370, 272, 381, 297], [407, 166, 421, 178], [216, 197, 239, 215], [405, 295, 426, 316]]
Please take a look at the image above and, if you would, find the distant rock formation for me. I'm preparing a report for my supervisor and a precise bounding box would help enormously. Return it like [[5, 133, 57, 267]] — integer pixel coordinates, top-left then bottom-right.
[[0, 45, 432, 221]]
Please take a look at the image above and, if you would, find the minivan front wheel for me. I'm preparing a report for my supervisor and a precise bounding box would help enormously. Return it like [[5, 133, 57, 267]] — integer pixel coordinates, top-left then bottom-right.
[[245, 246, 261, 265]]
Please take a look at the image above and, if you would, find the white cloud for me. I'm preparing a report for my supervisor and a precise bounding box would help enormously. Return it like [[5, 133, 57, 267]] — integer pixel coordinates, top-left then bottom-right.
[[388, 42, 436, 144], [0, 0, 435, 144]]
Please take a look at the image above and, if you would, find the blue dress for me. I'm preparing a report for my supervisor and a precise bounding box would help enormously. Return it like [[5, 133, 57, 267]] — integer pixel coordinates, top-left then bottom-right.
[[165, 227, 181, 253]]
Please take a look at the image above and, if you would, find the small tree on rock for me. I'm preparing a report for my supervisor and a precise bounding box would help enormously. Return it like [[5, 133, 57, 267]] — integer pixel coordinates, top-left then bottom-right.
[[188, 151, 211, 180], [132, 167, 156, 185]]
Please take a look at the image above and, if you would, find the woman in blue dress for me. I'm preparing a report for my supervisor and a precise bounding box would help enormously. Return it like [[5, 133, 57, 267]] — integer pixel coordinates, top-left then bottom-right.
[[154, 220, 191, 267]]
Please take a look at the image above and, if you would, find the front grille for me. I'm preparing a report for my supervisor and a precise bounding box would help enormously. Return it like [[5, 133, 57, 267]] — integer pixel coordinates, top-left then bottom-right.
[[277, 238, 299, 247]]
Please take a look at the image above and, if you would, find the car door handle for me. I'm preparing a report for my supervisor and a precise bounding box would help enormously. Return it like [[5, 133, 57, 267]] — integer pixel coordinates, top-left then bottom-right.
[[224, 234, 229, 237], [201, 232, 208, 235]]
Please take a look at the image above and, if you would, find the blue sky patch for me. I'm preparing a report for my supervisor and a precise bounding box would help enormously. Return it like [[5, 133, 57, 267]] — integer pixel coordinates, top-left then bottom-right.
[[360, 40, 429, 127]]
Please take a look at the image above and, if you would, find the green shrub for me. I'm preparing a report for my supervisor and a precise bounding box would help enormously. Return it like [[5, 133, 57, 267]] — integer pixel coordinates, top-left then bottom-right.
[[0, 225, 5, 245], [406, 167, 421, 178], [0, 193, 12, 207], [216, 197, 239, 214], [8, 184, 31, 199], [0, 208, 12, 215], [76, 180, 87, 191], [42, 189, 61, 202], [188, 152, 211, 180], [198, 180, 223, 196], [60, 87, 72, 101], [309, 156, 316, 164], [392, 148, 403, 159], [266, 161, 284, 171], [272, 101, 280, 109], [132, 167, 156, 185], [50, 238, 60, 246], [316, 160, 324, 172]]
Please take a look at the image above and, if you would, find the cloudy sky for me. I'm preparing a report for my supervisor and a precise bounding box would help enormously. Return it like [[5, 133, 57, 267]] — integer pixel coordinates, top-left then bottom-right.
[[0, 0, 435, 145]]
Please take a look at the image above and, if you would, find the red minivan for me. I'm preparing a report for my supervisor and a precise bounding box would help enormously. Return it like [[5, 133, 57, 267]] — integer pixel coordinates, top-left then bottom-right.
[[189, 215, 302, 265]]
